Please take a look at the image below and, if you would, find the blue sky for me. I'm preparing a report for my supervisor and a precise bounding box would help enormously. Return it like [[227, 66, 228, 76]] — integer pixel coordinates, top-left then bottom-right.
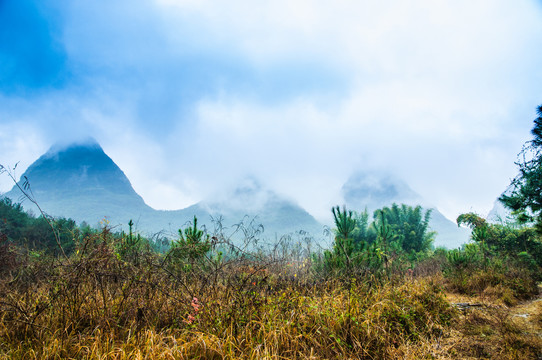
[[1, 0, 542, 222]]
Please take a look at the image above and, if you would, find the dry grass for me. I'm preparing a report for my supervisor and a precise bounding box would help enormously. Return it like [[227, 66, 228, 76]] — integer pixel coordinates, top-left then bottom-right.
[[0, 277, 455, 359], [444, 266, 539, 305], [441, 289, 542, 359], [0, 238, 460, 359], [0, 234, 540, 359]]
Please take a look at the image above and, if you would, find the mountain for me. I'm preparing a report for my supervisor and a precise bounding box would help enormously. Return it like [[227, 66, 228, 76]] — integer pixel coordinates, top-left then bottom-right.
[[342, 172, 423, 211], [5, 139, 159, 230], [4, 141, 470, 246], [4, 140, 323, 238], [201, 177, 323, 237], [342, 171, 470, 248]]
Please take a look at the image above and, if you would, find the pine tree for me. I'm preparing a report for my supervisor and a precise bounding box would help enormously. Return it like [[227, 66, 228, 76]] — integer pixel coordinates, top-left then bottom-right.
[[500, 104, 542, 231]]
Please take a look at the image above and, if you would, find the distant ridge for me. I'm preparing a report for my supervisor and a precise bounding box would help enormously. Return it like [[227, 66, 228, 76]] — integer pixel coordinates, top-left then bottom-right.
[[4, 141, 469, 246], [4, 141, 323, 238]]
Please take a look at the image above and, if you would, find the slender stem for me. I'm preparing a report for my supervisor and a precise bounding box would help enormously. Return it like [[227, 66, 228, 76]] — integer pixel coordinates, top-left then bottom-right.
[[1, 165, 70, 263]]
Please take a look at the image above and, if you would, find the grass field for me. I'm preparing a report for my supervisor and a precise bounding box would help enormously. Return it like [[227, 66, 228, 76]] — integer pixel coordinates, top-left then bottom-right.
[[0, 227, 540, 360]]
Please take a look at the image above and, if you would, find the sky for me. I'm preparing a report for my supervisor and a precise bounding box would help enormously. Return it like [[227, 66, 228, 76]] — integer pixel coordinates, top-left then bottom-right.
[[1, 0, 542, 223]]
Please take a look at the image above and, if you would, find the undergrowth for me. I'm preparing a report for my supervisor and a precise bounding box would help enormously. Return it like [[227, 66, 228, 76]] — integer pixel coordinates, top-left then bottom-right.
[[0, 226, 456, 359], [0, 202, 540, 358]]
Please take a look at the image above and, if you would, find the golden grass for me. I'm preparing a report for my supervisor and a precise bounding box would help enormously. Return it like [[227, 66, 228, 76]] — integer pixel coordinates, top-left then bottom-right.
[[0, 241, 540, 359], [0, 253, 456, 359], [441, 289, 542, 359]]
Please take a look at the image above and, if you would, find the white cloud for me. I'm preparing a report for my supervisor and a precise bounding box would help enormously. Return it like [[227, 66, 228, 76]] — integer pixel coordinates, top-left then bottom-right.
[[0, 122, 48, 193], [1, 0, 542, 223]]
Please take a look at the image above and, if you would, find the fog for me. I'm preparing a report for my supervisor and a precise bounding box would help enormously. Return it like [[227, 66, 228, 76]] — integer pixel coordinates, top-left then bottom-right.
[[1, 0, 542, 222]]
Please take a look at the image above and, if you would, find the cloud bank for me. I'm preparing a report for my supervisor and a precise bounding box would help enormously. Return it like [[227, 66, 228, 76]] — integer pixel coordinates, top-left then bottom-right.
[[1, 0, 542, 222]]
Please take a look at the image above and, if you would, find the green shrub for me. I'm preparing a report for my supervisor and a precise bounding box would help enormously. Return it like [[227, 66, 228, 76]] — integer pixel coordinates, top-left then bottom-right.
[[166, 216, 211, 273]]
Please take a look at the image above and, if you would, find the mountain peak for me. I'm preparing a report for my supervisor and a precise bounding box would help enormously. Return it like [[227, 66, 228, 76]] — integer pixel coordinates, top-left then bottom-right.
[[45, 137, 102, 157], [343, 171, 422, 210], [233, 176, 264, 197], [5, 138, 149, 221]]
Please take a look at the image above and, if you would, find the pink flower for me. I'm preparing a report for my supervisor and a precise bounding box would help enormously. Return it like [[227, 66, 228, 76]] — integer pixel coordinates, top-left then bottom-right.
[[191, 297, 202, 312], [184, 314, 195, 324]]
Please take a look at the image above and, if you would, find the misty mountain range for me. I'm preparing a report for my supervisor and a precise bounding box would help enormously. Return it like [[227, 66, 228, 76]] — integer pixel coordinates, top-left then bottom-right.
[[3, 139, 470, 247]]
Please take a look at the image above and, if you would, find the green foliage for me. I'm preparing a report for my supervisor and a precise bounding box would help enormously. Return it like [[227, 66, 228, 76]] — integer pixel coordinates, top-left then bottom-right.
[[116, 219, 142, 264], [500, 104, 542, 230], [444, 243, 483, 277], [442, 211, 542, 299], [0, 197, 77, 255], [327, 206, 356, 270], [320, 207, 391, 277], [166, 216, 211, 272], [457, 212, 488, 230], [0, 197, 31, 241], [332, 206, 356, 240], [320, 204, 436, 277], [351, 209, 377, 249], [456, 212, 542, 273], [379, 204, 434, 255], [457, 212, 490, 247]]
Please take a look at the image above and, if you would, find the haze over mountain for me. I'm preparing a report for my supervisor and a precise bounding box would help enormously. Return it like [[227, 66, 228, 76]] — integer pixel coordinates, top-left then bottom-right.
[[2, 140, 472, 247], [5, 139, 154, 222], [342, 171, 470, 248], [201, 177, 323, 236], [4, 140, 323, 238]]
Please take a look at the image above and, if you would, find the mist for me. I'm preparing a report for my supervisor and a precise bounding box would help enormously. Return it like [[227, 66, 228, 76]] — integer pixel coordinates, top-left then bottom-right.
[[1, 0, 542, 223]]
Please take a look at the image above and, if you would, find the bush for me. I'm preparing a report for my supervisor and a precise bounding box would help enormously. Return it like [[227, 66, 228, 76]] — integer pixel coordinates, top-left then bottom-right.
[[165, 216, 211, 274], [444, 253, 538, 303]]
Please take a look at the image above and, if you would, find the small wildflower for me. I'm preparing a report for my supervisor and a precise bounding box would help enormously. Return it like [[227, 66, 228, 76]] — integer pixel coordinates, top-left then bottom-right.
[[184, 314, 195, 324], [191, 297, 202, 312]]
